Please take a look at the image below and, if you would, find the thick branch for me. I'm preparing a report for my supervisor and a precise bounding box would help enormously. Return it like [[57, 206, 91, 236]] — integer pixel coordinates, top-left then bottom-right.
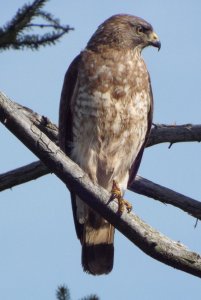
[[8, 102, 201, 147], [1, 160, 201, 222], [1, 101, 201, 220], [1, 91, 201, 278]]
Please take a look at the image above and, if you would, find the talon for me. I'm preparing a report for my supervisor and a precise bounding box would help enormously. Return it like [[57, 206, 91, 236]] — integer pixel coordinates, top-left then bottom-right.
[[110, 180, 121, 200], [123, 199, 132, 213], [117, 197, 125, 215], [110, 180, 132, 214]]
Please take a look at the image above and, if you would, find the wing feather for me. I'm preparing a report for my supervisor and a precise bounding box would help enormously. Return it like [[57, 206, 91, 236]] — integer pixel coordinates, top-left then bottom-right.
[[59, 54, 80, 154], [128, 75, 153, 187], [58, 54, 83, 240]]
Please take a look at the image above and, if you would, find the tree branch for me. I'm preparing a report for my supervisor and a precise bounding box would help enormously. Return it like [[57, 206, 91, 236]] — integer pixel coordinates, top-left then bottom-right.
[[6, 101, 201, 148], [131, 176, 201, 219], [1, 100, 201, 221], [1, 160, 201, 221], [147, 123, 201, 147], [0, 160, 49, 191], [1, 91, 201, 278]]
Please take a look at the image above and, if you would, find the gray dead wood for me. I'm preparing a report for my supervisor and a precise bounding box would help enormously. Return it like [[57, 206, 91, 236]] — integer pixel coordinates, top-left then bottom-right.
[[1, 98, 201, 220], [147, 124, 201, 147], [1, 161, 201, 221], [1, 91, 201, 278]]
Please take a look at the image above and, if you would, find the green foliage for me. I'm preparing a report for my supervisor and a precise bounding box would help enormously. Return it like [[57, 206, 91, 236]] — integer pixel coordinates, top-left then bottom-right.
[[56, 285, 71, 300], [80, 295, 100, 300], [0, 0, 73, 51], [56, 285, 100, 300]]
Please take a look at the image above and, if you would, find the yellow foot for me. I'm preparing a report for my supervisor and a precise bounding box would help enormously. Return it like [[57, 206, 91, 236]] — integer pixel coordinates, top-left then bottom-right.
[[110, 180, 132, 214]]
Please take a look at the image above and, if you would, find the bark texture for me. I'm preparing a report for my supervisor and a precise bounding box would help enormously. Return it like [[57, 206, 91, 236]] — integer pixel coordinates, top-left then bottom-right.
[[1, 98, 201, 220], [1, 91, 201, 278]]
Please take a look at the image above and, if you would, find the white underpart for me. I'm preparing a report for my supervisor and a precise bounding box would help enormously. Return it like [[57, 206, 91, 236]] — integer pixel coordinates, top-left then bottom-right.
[[71, 51, 151, 224]]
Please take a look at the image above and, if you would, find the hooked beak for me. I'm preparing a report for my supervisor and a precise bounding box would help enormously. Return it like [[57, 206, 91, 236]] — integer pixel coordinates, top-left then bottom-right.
[[148, 31, 161, 51]]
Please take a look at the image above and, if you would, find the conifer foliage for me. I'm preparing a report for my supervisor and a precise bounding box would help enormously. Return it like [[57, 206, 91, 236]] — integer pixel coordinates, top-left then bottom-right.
[[56, 285, 99, 300], [0, 0, 73, 50]]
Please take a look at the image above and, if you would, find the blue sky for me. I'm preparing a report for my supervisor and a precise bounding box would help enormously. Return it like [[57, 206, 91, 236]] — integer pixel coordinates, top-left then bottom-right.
[[1, 1, 201, 299]]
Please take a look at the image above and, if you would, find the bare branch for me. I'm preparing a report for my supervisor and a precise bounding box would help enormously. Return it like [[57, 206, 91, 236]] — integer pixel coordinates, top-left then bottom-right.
[[1, 159, 201, 221], [147, 124, 201, 147], [0, 161, 49, 191], [7, 102, 201, 149], [130, 176, 201, 219], [1, 91, 201, 278], [12, 102, 58, 142], [1, 100, 201, 220]]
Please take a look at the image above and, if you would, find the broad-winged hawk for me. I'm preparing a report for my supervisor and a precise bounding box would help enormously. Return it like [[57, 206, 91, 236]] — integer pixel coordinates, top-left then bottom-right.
[[59, 14, 160, 275]]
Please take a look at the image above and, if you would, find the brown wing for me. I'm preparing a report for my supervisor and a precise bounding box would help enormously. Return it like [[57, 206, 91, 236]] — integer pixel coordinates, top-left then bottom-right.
[[127, 75, 153, 188], [59, 54, 80, 154], [58, 54, 83, 240]]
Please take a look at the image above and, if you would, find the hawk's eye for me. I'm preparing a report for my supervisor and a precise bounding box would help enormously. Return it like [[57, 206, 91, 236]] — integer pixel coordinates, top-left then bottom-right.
[[136, 25, 144, 35]]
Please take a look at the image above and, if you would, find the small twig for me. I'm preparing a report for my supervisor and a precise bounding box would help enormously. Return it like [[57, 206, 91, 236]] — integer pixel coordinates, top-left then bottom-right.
[[194, 219, 199, 229], [25, 23, 73, 31], [168, 142, 174, 149]]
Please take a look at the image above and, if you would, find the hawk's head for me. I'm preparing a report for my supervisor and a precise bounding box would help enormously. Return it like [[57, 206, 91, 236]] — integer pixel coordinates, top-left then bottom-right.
[[87, 14, 161, 51]]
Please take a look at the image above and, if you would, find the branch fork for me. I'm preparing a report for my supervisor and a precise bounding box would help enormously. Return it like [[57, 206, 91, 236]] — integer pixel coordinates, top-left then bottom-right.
[[1, 91, 201, 278]]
